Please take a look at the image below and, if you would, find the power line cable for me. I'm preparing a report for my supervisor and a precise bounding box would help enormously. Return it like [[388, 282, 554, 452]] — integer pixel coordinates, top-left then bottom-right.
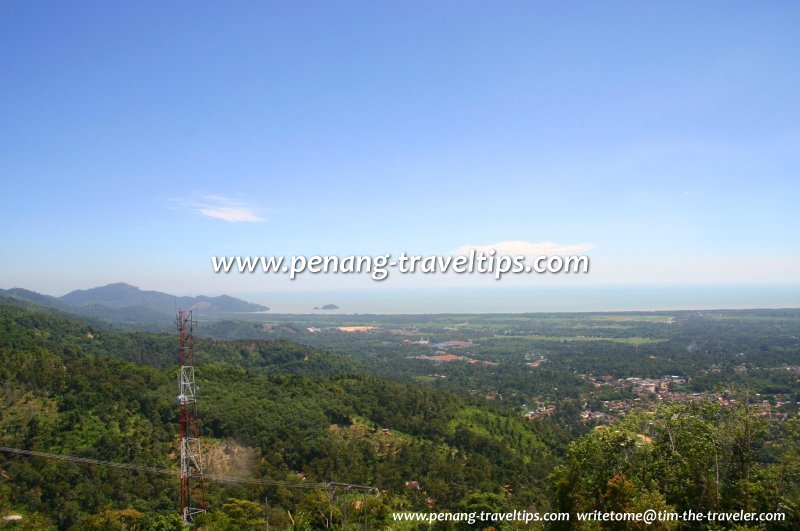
[[0, 447, 376, 493]]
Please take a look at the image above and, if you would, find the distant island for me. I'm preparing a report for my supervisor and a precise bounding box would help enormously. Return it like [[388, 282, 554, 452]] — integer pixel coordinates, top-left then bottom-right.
[[320, 304, 339, 310]]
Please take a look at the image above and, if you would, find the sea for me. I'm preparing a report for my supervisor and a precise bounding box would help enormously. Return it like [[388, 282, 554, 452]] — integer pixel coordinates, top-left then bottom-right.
[[236, 284, 800, 315]]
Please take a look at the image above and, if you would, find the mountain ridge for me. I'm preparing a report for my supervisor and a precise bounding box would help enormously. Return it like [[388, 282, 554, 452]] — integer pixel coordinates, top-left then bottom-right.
[[0, 282, 269, 324]]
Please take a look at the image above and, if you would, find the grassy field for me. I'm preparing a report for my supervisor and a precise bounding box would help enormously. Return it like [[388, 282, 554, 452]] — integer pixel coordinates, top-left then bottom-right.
[[489, 335, 666, 346]]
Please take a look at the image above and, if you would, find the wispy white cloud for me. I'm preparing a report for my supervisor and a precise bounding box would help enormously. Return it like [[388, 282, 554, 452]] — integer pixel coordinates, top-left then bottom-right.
[[197, 205, 263, 223], [173, 194, 266, 223], [454, 240, 595, 256]]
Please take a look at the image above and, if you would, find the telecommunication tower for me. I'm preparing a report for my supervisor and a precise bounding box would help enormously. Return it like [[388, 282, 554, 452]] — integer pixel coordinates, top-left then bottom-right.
[[177, 309, 205, 524]]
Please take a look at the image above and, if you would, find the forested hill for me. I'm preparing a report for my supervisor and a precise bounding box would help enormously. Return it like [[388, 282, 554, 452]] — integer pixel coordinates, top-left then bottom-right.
[[60, 283, 268, 315], [0, 303, 559, 529], [0, 283, 268, 326], [0, 299, 358, 377]]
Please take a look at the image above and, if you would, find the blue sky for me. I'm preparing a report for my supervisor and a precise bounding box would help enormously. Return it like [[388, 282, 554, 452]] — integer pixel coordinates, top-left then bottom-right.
[[1, 1, 799, 299]]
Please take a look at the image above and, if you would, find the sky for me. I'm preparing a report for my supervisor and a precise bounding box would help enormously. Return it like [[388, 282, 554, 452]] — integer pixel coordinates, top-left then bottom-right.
[[1, 1, 799, 306]]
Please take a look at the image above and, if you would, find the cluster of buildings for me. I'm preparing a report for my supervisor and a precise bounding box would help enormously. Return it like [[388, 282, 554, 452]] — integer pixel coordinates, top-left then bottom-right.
[[589, 374, 687, 395], [573, 370, 800, 424], [523, 404, 556, 420]]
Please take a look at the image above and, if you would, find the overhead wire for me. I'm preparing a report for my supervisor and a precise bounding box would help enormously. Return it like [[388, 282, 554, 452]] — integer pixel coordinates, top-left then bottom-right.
[[0, 447, 377, 493]]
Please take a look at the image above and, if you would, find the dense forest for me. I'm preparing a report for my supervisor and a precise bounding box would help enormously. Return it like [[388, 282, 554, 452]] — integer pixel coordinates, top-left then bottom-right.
[[1, 300, 799, 529], [0, 303, 558, 529]]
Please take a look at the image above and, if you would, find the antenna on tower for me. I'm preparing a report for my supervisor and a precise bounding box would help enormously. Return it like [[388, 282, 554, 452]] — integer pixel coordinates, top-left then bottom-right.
[[177, 309, 206, 525]]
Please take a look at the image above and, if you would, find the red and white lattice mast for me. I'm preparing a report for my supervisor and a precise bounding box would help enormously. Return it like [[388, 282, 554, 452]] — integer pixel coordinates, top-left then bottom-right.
[[177, 309, 205, 524]]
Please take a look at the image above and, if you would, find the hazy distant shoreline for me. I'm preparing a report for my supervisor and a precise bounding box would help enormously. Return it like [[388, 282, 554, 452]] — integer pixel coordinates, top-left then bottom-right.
[[233, 284, 800, 314]]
